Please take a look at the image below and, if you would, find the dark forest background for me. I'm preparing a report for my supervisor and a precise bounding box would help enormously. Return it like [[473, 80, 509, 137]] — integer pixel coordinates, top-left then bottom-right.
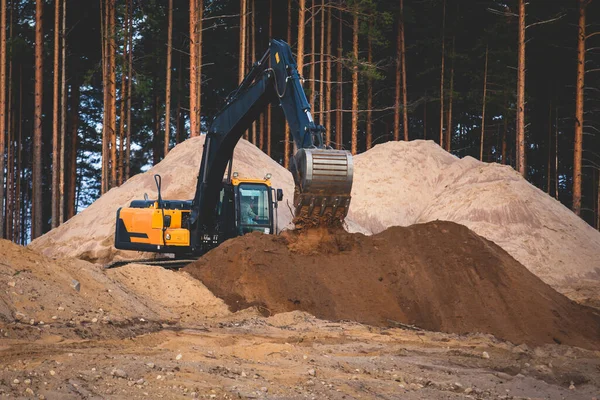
[[1, 0, 599, 243]]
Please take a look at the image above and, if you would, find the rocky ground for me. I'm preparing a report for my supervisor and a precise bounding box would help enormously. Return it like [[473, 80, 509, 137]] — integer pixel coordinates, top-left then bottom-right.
[[1, 310, 600, 400]]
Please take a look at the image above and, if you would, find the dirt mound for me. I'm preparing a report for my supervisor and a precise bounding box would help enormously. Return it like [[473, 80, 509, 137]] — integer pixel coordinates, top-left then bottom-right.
[[0, 240, 228, 330], [349, 140, 600, 287], [28, 137, 295, 264], [184, 222, 600, 350]]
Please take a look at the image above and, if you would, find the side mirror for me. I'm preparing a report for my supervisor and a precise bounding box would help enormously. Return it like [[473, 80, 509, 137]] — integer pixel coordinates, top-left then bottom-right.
[[276, 189, 284, 202], [154, 174, 163, 206], [144, 193, 149, 201]]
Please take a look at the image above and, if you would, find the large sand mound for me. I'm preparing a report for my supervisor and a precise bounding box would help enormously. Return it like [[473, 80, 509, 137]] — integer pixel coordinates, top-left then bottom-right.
[[29, 137, 296, 264], [184, 222, 600, 350], [0, 239, 229, 328], [349, 140, 600, 286]]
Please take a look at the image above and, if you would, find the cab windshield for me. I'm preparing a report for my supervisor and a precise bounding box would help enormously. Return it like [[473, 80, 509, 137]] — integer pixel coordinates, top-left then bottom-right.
[[238, 183, 272, 234]]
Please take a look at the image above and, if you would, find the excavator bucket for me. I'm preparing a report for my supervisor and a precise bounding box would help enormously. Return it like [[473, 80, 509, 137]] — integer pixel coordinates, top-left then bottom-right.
[[292, 148, 353, 228]]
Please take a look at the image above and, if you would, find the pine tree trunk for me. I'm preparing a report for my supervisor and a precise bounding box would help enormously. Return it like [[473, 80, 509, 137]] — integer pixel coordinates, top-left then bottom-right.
[[393, 4, 401, 142], [351, 8, 358, 155], [297, 0, 305, 77], [67, 80, 80, 220], [109, 0, 117, 188], [480, 45, 488, 161], [439, 0, 446, 147], [5, 1, 12, 239], [118, 0, 128, 184], [400, 0, 408, 141], [324, 3, 332, 146], [573, 0, 587, 215], [446, 36, 455, 151], [319, 0, 325, 126], [33, 0, 44, 239], [239, 0, 247, 84], [366, 36, 372, 150], [502, 108, 507, 165], [197, 0, 203, 136], [60, 0, 67, 223], [176, 53, 182, 144], [309, 0, 316, 114], [190, 0, 198, 137], [547, 103, 552, 194], [284, 0, 292, 167], [14, 68, 22, 242], [0, 0, 7, 238], [101, 0, 108, 194], [52, 0, 61, 229], [251, 0, 256, 145], [267, 0, 272, 156], [164, 0, 173, 155], [125, 0, 133, 180], [516, 0, 526, 177], [336, 2, 342, 150]]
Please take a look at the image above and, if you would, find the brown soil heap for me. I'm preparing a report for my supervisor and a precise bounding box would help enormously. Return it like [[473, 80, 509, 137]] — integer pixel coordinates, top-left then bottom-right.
[[185, 221, 600, 350]]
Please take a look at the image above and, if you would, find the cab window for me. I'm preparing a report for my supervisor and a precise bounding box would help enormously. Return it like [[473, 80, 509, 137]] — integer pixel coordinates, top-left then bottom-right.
[[238, 183, 272, 234]]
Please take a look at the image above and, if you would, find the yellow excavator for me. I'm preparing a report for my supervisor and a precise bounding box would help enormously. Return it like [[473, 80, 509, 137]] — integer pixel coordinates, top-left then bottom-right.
[[112, 40, 353, 264]]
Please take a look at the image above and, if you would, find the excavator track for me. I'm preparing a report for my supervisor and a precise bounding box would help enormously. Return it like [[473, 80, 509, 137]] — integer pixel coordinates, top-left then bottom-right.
[[104, 258, 197, 270]]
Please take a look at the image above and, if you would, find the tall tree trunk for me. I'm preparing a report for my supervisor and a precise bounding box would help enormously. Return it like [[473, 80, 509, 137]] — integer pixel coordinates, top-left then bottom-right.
[[0, 0, 6, 238], [60, 0, 67, 223], [52, 0, 61, 229], [502, 110, 507, 165], [325, 3, 332, 146], [190, 0, 198, 137], [423, 98, 427, 139], [547, 103, 552, 194], [15, 68, 22, 242], [573, 0, 587, 215], [366, 35, 372, 150], [67, 80, 80, 220], [164, 0, 173, 156], [118, 0, 128, 184], [100, 0, 108, 194], [5, 1, 12, 239], [555, 106, 559, 200], [109, 0, 117, 188], [251, 0, 256, 145], [33, 0, 44, 238], [516, 0, 526, 177], [267, 0, 272, 156], [125, 0, 133, 180], [319, 0, 325, 127], [197, 0, 203, 136], [480, 44, 488, 161], [239, 0, 247, 84], [309, 0, 316, 114], [446, 36, 455, 151], [439, 0, 446, 147], [176, 53, 183, 144], [351, 7, 358, 155], [336, 2, 342, 150], [400, 0, 408, 141], [284, 0, 292, 167], [393, 4, 401, 142], [297, 0, 305, 78]]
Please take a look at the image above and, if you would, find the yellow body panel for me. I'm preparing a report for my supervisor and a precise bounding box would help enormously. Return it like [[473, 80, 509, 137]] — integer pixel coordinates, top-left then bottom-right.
[[119, 206, 191, 247]]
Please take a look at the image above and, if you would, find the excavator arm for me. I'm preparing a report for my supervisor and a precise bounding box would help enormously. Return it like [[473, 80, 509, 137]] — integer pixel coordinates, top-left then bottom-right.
[[191, 39, 353, 239]]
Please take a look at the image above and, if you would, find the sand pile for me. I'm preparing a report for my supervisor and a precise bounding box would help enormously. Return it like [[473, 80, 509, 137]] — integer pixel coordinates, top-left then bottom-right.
[[349, 140, 600, 286], [29, 137, 296, 264], [184, 222, 600, 350], [0, 239, 228, 329]]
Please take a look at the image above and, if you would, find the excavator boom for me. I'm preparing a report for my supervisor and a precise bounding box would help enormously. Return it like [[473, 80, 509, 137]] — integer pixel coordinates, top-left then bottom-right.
[[193, 39, 353, 232]]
